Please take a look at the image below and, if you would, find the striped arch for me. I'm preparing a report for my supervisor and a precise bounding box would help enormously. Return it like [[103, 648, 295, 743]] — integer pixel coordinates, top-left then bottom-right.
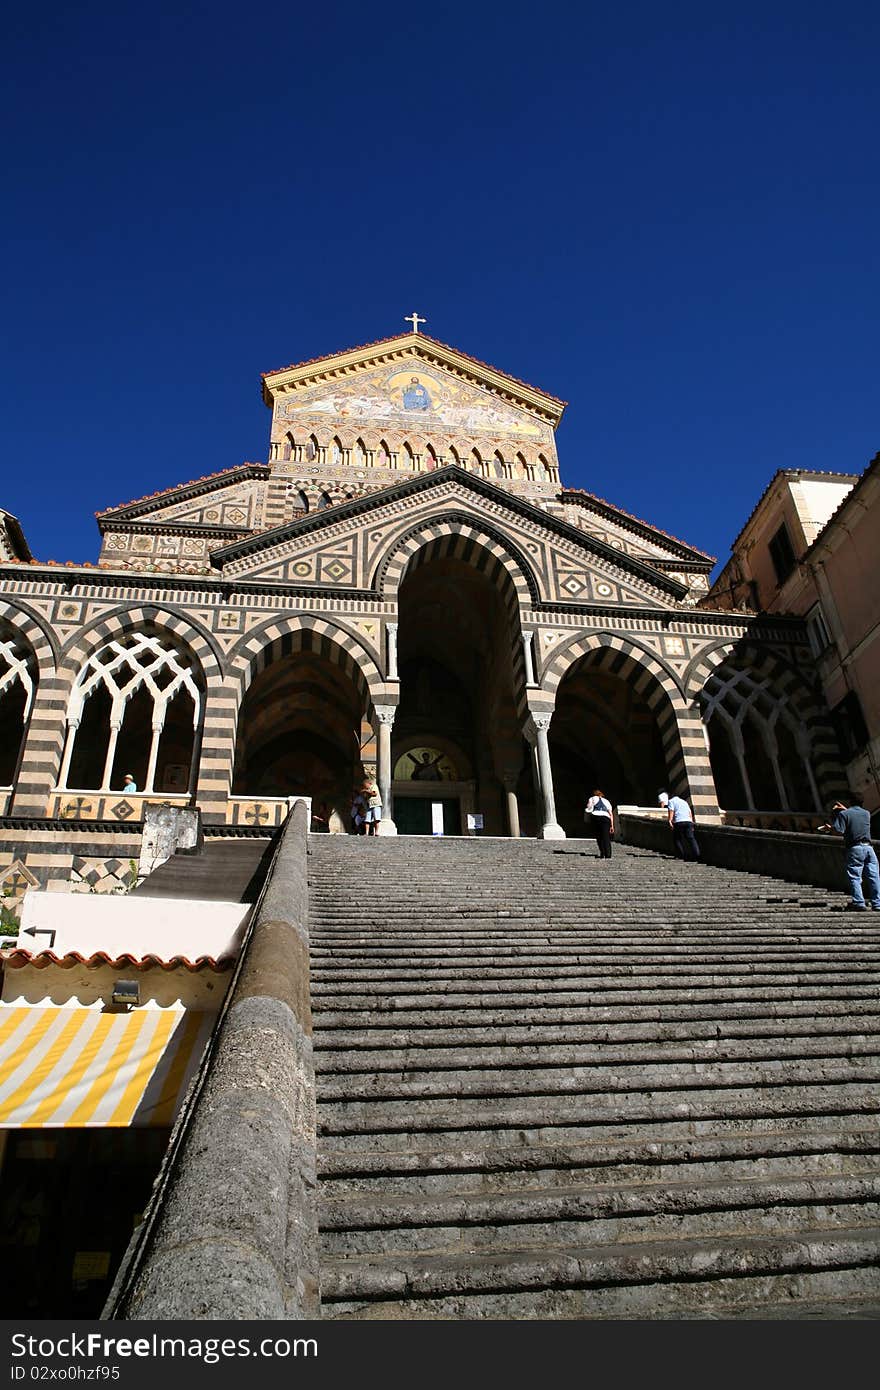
[[58, 604, 222, 686], [0, 600, 57, 677], [541, 631, 684, 706], [195, 614, 386, 815], [375, 514, 538, 718], [375, 512, 539, 609], [0, 602, 57, 801], [695, 638, 845, 807], [226, 614, 383, 713], [541, 631, 718, 816]]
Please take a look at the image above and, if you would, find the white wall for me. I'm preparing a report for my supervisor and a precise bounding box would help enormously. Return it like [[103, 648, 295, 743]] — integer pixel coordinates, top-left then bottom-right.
[[17, 892, 248, 963]]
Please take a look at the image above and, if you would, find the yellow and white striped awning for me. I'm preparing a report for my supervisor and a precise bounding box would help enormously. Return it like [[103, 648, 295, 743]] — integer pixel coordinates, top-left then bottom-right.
[[0, 1007, 214, 1128]]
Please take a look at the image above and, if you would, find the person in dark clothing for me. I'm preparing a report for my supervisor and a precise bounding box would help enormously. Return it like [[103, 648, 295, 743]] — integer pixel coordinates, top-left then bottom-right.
[[830, 794, 880, 910], [584, 789, 614, 858]]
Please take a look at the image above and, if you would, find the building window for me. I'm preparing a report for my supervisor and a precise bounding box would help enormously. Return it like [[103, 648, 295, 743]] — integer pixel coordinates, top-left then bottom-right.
[[768, 523, 797, 585], [832, 690, 870, 760], [806, 604, 832, 659]]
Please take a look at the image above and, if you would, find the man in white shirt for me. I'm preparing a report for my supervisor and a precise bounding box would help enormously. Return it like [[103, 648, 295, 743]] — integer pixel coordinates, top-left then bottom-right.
[[660, 791, 700, 861]]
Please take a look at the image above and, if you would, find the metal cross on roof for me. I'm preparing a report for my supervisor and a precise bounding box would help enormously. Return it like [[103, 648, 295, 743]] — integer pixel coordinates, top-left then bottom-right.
[[405, 312, 426, 333]]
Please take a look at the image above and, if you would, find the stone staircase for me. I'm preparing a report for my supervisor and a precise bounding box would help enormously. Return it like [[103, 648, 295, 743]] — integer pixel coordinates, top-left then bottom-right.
[[133, 835, 274, 902], [307, 835, 880, 1319]]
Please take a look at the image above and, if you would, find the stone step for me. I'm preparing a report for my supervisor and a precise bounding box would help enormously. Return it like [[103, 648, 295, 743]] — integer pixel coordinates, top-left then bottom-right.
[[324, 1264, 880, 1319], [314, 1009, 880, 1048], [318, 1125, 880, 1190], [318, 1225, 880, 1309], [308, 835, 878, 1316], [314, 985, 880, 1018], [318, 1080, 880, 1138], [314, 1032, 880, 1077], [320, 1108, 878, 1156]]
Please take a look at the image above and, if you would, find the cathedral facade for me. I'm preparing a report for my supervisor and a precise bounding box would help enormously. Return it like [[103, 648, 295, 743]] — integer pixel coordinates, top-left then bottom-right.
[[0, 330, 847, 902]]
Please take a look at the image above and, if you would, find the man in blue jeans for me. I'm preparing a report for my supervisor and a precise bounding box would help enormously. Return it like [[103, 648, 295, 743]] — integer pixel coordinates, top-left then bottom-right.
[[831, 794, 880, 911]]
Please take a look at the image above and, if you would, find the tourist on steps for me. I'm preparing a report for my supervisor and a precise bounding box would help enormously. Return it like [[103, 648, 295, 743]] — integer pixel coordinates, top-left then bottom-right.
[[826, 794, 880, 911], [584, 788, 614, 858], [660, 790, 700, 861], [362, 779, 382, 836], [350, 788, 366, 835]]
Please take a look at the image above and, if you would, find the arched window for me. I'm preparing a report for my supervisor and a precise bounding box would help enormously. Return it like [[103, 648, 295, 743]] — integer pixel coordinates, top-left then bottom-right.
[[471, 448, 484, 476], [61, 632, 203, 795], [514, 452, 527, 479], [283, 432, 295, 462], [331, 436, 344, 466], [425, 445, 438, 470], [306, 434, 319, 463], [317, 491, 333, 509], [448, 445, 461, 467], [0, 631, 35, 787], [492, 450, 506, 479], [538, 453, 555, 482], [355, 438, 368, 468], [378, 439, 392, 469]]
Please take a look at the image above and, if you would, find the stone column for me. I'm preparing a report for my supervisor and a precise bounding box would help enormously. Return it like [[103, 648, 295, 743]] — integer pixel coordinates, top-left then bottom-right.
[[101, 720, 123, 792], [501, 768, 521, 839], [373, 704, 398, 836], [525, 714, 565, 840], [521, 631, 536, 686], [57, 719, 80, 791], [386, 623, 399, 681], [667, 703, 722, 823]]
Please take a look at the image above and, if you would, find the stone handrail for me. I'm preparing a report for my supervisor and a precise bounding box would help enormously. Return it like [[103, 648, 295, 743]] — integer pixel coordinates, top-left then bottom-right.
[[618, 810, 878, 894], [107, 796, 317, 1319]]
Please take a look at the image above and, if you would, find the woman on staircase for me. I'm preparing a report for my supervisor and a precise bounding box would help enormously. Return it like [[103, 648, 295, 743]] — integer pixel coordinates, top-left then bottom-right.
[[584, 788, 614, 858]]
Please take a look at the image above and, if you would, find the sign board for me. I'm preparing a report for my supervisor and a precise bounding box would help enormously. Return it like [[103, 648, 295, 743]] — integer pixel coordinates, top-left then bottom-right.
[[431, 802, 445, 836], [467, 813, 484, 830]]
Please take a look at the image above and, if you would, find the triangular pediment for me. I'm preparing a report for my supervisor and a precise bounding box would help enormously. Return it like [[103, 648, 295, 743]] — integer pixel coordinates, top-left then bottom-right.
[[212, 468, 687, 610], [264, 338, 562, 469], [96, 465, 269, 528], [262, 332, 565, 423]]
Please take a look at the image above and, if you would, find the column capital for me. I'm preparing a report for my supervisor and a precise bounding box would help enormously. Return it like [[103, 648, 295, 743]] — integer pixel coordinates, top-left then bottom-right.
[[373, 704, 397, 727], [525, 712, 553, 739]]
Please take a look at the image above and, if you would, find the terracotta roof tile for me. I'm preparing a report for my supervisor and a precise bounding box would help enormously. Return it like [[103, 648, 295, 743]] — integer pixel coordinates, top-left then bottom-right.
[[262, 332, 567, 407], [561, 488, 715, 561], [3, 948, 235, 972], [97, 463, 268, 517]]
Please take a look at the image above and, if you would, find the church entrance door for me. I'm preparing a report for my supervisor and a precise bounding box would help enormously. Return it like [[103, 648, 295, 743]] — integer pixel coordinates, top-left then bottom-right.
[[394, 796, 460, 836]]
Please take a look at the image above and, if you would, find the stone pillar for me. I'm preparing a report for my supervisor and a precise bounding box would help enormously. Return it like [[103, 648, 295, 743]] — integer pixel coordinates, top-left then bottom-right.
[[501, 769, 521, 839], [374, 704, 398, 836], [386, 623, 399, 681], [521, 631, 536, 686], [525, 714, 565, 840], [57, 719, 79, 791], [666, 703, 722, 823], [101, 720, 122, 792]]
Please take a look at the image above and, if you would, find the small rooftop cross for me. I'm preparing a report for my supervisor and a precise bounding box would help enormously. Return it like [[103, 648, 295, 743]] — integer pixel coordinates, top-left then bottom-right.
[[405, 312, 426, 333]]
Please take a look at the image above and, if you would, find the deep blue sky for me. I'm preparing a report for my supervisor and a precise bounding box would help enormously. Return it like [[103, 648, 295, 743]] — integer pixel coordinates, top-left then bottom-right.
[[3, 2, 878, 574]]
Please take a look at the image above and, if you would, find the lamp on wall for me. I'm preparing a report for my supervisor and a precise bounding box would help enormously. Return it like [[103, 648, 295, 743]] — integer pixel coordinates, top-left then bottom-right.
[[110, 978, 140, 1008]]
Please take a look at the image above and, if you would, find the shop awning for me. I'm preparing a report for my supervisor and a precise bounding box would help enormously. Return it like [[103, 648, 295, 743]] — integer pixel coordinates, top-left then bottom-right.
[[0, 1007, 214, 1128]]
